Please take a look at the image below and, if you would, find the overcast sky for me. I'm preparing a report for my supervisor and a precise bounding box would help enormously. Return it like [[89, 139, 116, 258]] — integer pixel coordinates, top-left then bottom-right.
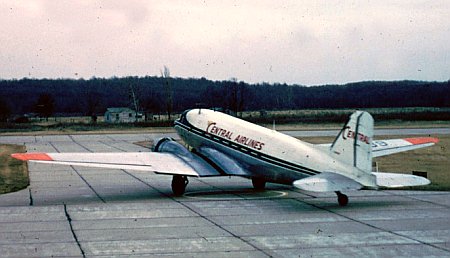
[[1, 1, 449, 85]]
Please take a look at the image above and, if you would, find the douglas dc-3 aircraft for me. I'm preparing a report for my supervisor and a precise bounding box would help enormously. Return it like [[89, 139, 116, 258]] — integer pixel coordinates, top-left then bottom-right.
[[12, 109, 438, 206]]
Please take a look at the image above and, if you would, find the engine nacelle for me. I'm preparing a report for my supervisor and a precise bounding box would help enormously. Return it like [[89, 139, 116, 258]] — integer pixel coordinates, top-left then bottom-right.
[[153, 137, 221, 177], [153, 137, 192, 158]]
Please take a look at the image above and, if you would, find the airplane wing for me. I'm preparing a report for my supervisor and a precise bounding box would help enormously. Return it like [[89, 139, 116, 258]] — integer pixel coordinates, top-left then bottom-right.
[[11, 152, 221, 177], [316, 137, 438, 157], [371, 137, 438, 157]]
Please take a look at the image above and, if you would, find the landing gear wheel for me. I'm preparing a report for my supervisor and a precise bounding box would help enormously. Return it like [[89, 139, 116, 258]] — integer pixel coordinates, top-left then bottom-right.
[[336, 191, 348, 206], [172, 175, 188, 196], [252, 178, 266, 191]]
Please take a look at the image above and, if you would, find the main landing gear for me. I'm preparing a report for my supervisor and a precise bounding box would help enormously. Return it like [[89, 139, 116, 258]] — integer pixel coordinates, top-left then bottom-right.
[[172, 175, 189, 196], [336, 191, 349, 206], [252, 178, 266, 191]]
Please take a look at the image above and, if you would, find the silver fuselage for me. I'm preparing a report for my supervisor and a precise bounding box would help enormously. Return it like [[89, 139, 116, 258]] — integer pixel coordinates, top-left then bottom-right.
[[174, 109, 366, 185]]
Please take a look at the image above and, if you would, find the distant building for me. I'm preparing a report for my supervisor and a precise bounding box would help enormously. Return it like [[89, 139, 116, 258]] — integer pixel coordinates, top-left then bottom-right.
[[104, 107, 144, 123]]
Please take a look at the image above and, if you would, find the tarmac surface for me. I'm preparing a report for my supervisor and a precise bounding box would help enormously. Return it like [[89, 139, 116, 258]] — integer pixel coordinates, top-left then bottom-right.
[[1, 131, 449, 257]]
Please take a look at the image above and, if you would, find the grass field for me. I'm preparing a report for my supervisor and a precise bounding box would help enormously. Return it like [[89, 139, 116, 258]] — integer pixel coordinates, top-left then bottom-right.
[[244, 107, 450, 124], [0, 144, 28, 194]]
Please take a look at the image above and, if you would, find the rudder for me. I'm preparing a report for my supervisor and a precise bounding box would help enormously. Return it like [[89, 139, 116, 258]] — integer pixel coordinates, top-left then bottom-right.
[[330, 111, 373, 172]]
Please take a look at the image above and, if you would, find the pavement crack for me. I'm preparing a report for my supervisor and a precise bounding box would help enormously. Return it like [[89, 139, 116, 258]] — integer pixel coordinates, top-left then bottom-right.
[[28, 188, 33, 206], [385, 191, 450, 209], [296, 198, 450, 254], [70, 166, 106, 203], [49, 140, 106, 203], [68, 135, 92, 152], [180, 201, 273, 257], [99, 141, 127, 151], [119, 171, 272, 256], [48, 142, 60, 152], [64, 203, 86, 258]]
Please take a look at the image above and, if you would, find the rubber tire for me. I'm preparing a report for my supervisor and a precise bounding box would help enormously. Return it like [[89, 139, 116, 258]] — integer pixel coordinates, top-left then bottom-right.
[[172, 175, 187, 196], [252, 178, 266, 191], [337, 192, 349, 206]]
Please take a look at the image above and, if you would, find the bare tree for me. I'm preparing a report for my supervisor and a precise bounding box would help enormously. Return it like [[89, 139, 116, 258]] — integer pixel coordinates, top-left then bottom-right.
[[85, 79, 102, 123], [35, 93, 54, 121], [0, 97, 10, 122], [128, 83, 141, 122], [161, 66, 173, 120], [226, 78, 247, 117]]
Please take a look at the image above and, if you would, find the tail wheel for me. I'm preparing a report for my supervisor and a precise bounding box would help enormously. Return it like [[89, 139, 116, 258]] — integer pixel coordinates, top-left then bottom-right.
[[252, 178, 266, 191], [172, 175, 188, 196], [336, 191, 349, 206]]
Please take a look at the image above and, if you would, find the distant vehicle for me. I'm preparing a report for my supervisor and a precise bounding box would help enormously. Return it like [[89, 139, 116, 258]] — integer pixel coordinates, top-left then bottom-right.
[[13, 109, 438, 206]]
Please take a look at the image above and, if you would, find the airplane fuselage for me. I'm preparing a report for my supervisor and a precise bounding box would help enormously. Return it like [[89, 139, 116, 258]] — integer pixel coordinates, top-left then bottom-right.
[[174, 109, 364, 185]]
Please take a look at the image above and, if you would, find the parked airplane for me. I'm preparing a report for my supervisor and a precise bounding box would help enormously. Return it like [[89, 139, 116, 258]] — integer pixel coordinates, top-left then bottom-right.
[[12, 109, 438, 206]]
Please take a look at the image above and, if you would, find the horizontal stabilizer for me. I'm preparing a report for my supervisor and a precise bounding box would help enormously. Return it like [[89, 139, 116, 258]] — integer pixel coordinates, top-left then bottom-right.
[[317, 137, 438, 158], [372, 137, 438, 157], [373, 172, 430, 188], [293, 172, 363, 192]]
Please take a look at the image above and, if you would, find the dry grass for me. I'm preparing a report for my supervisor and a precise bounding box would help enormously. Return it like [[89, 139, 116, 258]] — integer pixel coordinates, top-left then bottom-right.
[[374, 135, 449, 190], [0, 144, 29, 194], [300, 134, 450, 190]]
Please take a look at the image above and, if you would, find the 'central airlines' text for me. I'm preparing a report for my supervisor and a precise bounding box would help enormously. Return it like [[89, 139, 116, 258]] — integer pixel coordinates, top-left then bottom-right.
[[206, 122, 265, 150]]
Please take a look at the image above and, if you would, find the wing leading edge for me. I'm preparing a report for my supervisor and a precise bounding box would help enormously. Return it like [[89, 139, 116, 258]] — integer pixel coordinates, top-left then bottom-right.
[[11, 152, 222, 177]]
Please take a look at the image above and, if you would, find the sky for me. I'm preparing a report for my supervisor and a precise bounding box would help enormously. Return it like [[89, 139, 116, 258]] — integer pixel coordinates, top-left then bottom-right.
[[0, 0, 449, 85]]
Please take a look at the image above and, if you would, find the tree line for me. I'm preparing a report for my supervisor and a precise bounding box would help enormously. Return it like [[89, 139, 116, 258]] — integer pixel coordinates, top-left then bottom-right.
[[0, 76, 449, 121]]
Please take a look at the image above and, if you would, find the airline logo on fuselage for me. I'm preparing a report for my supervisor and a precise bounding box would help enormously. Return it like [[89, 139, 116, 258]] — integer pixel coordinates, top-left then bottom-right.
[[206, 122, 265, 150], [342, 126, 370, 144]]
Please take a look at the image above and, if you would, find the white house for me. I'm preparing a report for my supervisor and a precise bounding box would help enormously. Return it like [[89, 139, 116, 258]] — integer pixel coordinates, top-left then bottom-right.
[[104, 107, 144, 123]]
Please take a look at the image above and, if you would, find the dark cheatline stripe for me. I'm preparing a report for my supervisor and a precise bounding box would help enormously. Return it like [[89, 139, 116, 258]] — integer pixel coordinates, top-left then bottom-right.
[[174, 121, 320, 176]]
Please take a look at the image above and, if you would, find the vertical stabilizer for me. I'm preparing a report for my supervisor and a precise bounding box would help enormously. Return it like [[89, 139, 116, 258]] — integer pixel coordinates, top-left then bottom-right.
[[330, 111, 373, 172]]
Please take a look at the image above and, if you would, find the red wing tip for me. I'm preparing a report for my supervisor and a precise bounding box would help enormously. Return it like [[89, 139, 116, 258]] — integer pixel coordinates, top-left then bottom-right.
[[404, 137, 439, 145], [11, 153, 53, 161]]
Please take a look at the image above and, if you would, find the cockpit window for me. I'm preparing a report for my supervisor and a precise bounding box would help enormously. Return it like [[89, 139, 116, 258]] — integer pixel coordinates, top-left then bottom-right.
[[179, 110, 189, 124]]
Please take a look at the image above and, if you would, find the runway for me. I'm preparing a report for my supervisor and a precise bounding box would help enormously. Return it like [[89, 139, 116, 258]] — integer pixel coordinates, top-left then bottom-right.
[[1, 132, 449, 257]]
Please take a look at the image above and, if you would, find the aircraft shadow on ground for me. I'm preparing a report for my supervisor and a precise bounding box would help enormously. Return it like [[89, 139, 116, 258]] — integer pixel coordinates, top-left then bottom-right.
[[26, 184, 417, 210]]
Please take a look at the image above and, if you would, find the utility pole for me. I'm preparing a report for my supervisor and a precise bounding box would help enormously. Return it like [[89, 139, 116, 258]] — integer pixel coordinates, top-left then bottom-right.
[[129, 84, 140, 122]]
